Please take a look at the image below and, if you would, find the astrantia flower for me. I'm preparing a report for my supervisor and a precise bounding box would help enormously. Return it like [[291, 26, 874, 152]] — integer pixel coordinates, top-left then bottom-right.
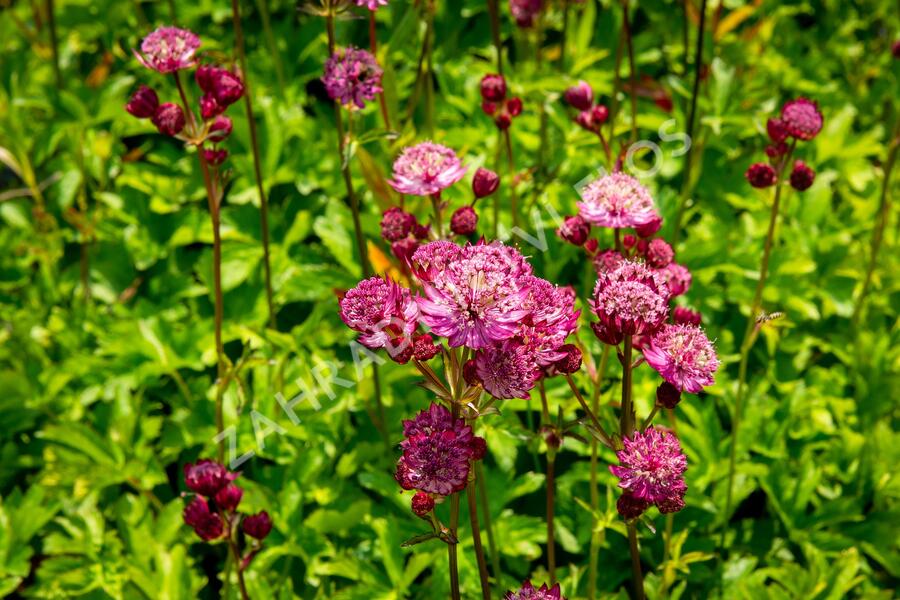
[[509, 0, 543, 28], [591, 260, 669, 345], [518, 277, 580, 366], [643, 323, 719, 393], [396, 404, 482, 496], [184, 459, 237, 497], [789, 160, 815, 191], [474, 339, 541, 399], [339, 277, 418, 350], [505, 580, 565, 600], [577, 173, 657, 228], [183, 497, 225, 541], [322, 47, 383, 109], [380, 207, 416, 242], [416, 241, 533, 348], [645, 238, 674, 269], [243, 511, 273, 540], [593, 249, 625, 275], [388, 142, 468, 196], [745, 162, 777, 188], [661, 262, 692, 297], [564, 80, 593, 111], [135, 26, 200, 73], [610, 427, 687, 505], [780, 98, 823, 141]]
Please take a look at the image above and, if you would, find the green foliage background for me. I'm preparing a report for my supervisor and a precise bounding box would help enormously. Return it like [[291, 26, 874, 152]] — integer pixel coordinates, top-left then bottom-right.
[[0, 0, 898, 597]]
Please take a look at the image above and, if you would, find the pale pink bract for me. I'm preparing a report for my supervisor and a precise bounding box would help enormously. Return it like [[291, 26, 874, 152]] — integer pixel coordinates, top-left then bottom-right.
[[388, 142, 468, 196], [577, 172, 658, 228], [135, 26, 201, 73]]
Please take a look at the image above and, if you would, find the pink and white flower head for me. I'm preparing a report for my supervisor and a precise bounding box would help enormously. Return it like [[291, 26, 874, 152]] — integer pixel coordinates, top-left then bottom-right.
[[388, 142, 468, 196], [519, 277, 580, 366], [780, 98, 823, 141], [339, 277, 418, 350], [661, 262, 692, 297], [591, 260, 669, 345], [322, 47, 383, 109], [643, 323, 719, 393], [416, 241, 533, 349], [135, 26, 201, 73], [474, 339, 541, 399], [355, 0, 388, 9], [577, 172, 658, 228], [610, 427, 687, 506], [505, 580, 565, 600], [395, 404, 484, 496]]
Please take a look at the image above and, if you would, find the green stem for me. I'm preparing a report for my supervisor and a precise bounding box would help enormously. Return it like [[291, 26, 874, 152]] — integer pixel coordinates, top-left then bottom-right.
[[620, 335, 643, 598], [254, 0, 286, 99], [232, 0, 276, 331], [476, 461, 502, 585], [641, 405, 659, 431], [503, 128, 520, 228], [720, 142, 795, 548], [588, 346, 611, 600], [559, 0, 569, 71], [539, 380, 556, 584], [565, 374, 614, 449], [424, 4, 435, 136], [621, 0, 638, 144], [627, 524, 645, 600], [671, 0, 708, 247], [431, 192, 444, 238], [369, 10, 392, 131], [449, 400, 462, 600], [227, 534, 251, 600], [467, 475, 491, 600], [487, 0, 504, 75], [46, 0, 62, 89]]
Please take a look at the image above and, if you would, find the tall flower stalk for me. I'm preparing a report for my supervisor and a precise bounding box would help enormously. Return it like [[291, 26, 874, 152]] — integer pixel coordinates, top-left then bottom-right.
[[231, 0, 276, 330]]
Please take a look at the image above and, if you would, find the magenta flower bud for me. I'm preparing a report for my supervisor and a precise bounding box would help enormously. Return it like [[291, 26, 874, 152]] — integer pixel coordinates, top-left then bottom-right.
[[657, 492, 686, 514], [125, 85, 159, 118], [380, 207, 416, 242], [564, 80, 593, 111], [481, 100, 498, 115], [780, 98, 823, 141], [203, 148, 228, 166], [766, 117, 789, 143], [590, 104, 609, 124], [495, 112, 512, 130], [510, 0, 542, 28], [470, 436, 487, 461], [214, 484, 243, 511], [553, 344, 582, 374], [634, 214, 662, 238], [789, 160, 815, 191], [745, 162, 777, 188], [207, 115, 233, 142], [388, 337, 415, 364], [557, 214, 590, 246], [411, 491, 435, 516], [507, 97, 523, 117], [463, 358, 480, 386], [413, 333, 440, 361], [212, 69, 245, 107], [636, 239, 649, 255], [391, 238, 419, 266], [151, 103, 185, 137], [480, 73, 507, 102], [472, 167, 500, 199], [183, 497, 225, 541], [584, 238, 599, 254], [765, 141, 788, 158], [645, 238, 674, 269], [243, 511, 273, 540], [616, 492, 650, 520], [183, 459, 236, 496], [893, 40, 900, 59], [450, 206, 478, 236], [623, 234, 636, 249], [673, 306, 702, 326], [656, 381, 682, 409], [200, 93, 223, 120], [412, 223, 430, 240]]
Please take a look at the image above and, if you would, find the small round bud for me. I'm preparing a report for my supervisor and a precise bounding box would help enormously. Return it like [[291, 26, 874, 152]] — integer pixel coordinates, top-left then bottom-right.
[[656, 381, 682, 409], [553, 344, 582, 374], [387, 337, 415, 364], [200, 93, 224, 120], [584, 238, 599, 254], [242, 511, 273, 540], [413, 334, 440, 361], [472, 167, 500, 199], [450, 206, 478, 236], [495, 112, 512, 130], [557, 215, 590, 246], [634, 214, 662, 238], [469, 436, 487, 461], [151, 103, 185, 136], [412, 223, 431, 240], [125, 85, 159, 118], [380, 207, 415, 242], [646, 238, 674, 269], [745, 162, 777, 188], [202, 148, 228, 166], [481, 100, 498, 115], [781, 98, 823, 141], [765, 142, 788, 158], [214, 484, 243, 512], [480, 74, 507, 102], [411, 492, 435, 517], [463, 359, 480, 386], [564, 80, 593, 111], [506, 97, 523, 117], [657, 494, 685, 514], [789, 160, 815, 191], [766, 117, 789, 143], [893, 40, 900, 59], [617, 493, 649, 520], [207, 115, 233, 142], [672, 306, 702, 326], [590, 104, 609, 124]]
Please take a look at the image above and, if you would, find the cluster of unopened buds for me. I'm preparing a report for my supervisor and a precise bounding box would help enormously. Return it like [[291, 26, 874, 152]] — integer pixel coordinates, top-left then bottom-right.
[[480, 74, 523, 130], [745, 97, 822, 191], [564, 80, 609, 134], [125, 26, 245, 166], [181, 460, 272, 567]]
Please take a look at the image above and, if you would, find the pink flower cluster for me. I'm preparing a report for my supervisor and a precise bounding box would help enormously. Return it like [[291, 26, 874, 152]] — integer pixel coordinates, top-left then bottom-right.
[[746, 98, 822, 190], [181, 459, 272, 546], [388, 142, 468, 196], [505, 580, 565, 600], [610, 428, 688, 518], [577, 172, 658, 229], [322, 46, 383, 109]]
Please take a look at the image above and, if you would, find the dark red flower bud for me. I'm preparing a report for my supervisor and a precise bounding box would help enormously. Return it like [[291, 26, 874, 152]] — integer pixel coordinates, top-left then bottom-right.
[[656, 493, 685, 514], [470, 436, 487, 460], [184, 459, 236, 496], [183, 497, 225, 541], [646, 238, 674, 269], [584, 238, 599, 254], [575, 109, 595, 132], [636, 239, 649, 255], [203, 148, 228, 166], [789, 160, 815, 191], [412, 223, 430, 240], [411, 491, 435, 516], [766, 117, 789, 143], [564, 80, 593, 111], [553, 344, 583, 374], [656, 381, 682, 409], [557, 214, 590, 246], [212, 69, 245, 107], [387, 336, 415, 364], [672, 306, 702, 326], [472, 167, 500, 199], [590, 104, 609, 124], [151, 103, 185, 136], [200, 93, 224, 120], [893, 39, 900, 59], [463, 359, 480, 386], [480, 73, 507, 102], [207, 115, 233, 143], [634, 215, 662, 238], [617, 493, 649, 520], [745, 162, 777, 188], [243, 511, 273, 540], [495, 112, 512, 130], [481, 100, 498, 116], [450, 206, 478, 235], [413, 334, 440, 361], [214, 484, 243, 511], [506, 97, 523, 117], [765, 142, 788, 158], [126, 85, 159, 118], [380, 207, 415, 242], [196, 64, 216, 92], [623, 234, 636, 249], [591, 321, 624, 346], [655, 95, 674, 112]]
